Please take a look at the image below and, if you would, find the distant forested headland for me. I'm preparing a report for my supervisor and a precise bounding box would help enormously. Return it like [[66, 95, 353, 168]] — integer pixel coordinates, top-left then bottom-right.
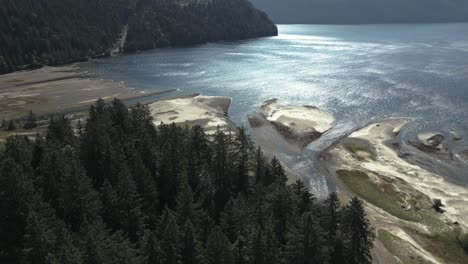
[[0, 99, 374, 264], [0, 0, 277, 74]]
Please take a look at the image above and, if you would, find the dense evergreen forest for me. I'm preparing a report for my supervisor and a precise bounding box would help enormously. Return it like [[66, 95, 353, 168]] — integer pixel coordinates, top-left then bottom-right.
[[0, 99, 374, 264], [0, 0, 277, 74]]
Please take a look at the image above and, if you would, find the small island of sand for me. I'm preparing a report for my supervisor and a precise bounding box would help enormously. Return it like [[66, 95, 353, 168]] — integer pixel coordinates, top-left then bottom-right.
[[249, 98, 334, 148], [148, 95, 236, 135]]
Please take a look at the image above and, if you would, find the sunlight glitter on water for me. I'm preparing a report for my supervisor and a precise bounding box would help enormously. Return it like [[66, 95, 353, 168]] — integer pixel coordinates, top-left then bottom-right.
[[83, 24, 468, 194]]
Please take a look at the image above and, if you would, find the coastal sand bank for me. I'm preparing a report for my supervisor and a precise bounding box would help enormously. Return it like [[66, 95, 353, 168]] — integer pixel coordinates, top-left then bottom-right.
[[0, 65, 174, 119]]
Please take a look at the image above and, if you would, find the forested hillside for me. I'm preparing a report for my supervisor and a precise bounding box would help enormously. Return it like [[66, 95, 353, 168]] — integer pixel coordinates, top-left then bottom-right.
[[0, 0, 277, 74], [0, 99, 374, 264]]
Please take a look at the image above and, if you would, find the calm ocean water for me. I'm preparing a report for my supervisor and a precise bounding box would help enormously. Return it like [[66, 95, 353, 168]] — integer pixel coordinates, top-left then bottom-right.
[[83, 24, 468, 193]]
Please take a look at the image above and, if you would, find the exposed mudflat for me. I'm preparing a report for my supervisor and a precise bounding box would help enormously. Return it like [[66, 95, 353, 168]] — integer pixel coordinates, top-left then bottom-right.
[[0, 65, 173, 119]]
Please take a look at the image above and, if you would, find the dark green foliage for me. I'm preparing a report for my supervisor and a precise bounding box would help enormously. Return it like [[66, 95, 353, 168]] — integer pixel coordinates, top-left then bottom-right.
[[341, 197, 375, 264], [6, 119, 16, 131], [159, 207, 181, 264], [181, 221, 206, 264], [23, 111, 37, 129], [0, 0, 277, 74], [0, 99, 374, 263], [285, 212, 327, 264], [322, 192, 345, 264], [206, 226, 234, 264]]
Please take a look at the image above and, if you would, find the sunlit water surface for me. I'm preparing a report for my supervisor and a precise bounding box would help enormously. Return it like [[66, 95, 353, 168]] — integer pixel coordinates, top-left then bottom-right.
[[83, 24, 468, 195]]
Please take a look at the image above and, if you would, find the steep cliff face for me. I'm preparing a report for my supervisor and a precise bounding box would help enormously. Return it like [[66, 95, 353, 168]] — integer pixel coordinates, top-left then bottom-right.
[[0, 0, 277, 74]]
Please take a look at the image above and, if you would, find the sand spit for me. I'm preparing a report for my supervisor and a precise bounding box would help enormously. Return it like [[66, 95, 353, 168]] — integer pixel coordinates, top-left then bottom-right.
[[0, 65, 174, 119], [254, 98, 335, 147], [149, 95, 236, 135], [324, 118, 468, 227], [321, 118, 468, 263]]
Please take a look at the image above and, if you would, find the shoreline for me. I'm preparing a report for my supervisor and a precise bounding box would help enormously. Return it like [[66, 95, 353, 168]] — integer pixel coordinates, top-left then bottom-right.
[[319, 118, 468, 264], [0, 64, 176, 119], [148, 94, 237, 135]]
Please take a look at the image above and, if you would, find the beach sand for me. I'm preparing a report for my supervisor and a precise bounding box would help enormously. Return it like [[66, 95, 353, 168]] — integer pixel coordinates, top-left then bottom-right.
[[321, 118, 468, 264], [148, 95, 236, 135]]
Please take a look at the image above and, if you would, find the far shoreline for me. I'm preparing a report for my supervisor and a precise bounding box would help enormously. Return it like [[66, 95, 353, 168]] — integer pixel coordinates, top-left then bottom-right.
[[0, 64, 176, 120]]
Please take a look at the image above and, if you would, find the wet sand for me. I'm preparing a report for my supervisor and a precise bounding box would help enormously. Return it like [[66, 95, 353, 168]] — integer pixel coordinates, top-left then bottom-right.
[[0, 65, 174, 119], [148, 95, 237, 135], [320, 118, 468, 264], [248, 99, 335, 195]]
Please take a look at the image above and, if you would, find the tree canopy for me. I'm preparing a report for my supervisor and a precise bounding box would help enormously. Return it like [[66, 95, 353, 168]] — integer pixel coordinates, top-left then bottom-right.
[[0, 99, 373, 263], [0, 0, 277, 74]]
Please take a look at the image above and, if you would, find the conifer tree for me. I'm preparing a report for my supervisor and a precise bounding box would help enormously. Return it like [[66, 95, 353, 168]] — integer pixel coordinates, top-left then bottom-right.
[[262, 222, 283, 264], [341, 197, 375, 264], [292, 179, 314, 215], [159, 207, 181, 264], [31, 133, 44, 175], [233, 233, 249, 264], [206, 226, 234, 264], [80, 99, 113, 189], [212, 128, 231, 218], [285, 212, 326, 264], [187, 125, 210, 191], [101, 159, 145, 242], [140, 229, 162, 264], [81, 219, 143, 264], [181, 221, 206, 264], [271, 157, 287, 185], [46, 115, 74, 147], [22, 110, 37, 129], [323, 192, 344, 264], [60, 152, 102, 232], [254, 147, 266, 185], [7, 119, 16, 131], [235, 127, 250, 193], [4, 135, 34, 172], [129, 150, 158, 221], [176, 181, 206, 230], [0, 158, 31, 261], [249, 226, 271, 264], [220, 195, 251, 242], [21, 196, 62, 263], [48, 225, 84, 264], [269, 182, 295, 243]]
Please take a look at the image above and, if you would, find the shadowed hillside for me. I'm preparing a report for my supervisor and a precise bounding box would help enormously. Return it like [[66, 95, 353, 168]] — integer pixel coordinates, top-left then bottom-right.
[[0, 0, 277, 74]]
